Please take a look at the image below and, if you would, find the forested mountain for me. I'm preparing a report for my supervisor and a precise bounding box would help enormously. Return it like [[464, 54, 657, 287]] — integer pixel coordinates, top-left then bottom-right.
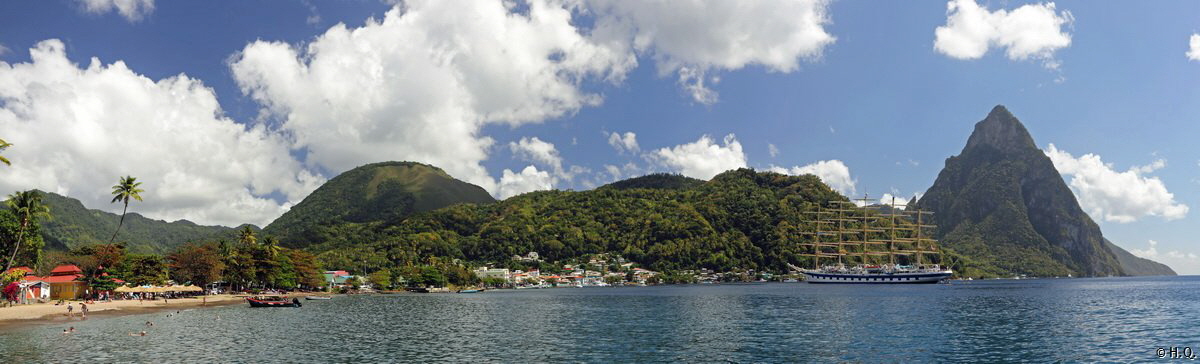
[[262, 161, 497, 248], [1104, 239, 1176, 276], [600, 173, 704, 190], [21, 191, 244, 254], [912, 105, 1174, 277], [306, 168, 848, 274]]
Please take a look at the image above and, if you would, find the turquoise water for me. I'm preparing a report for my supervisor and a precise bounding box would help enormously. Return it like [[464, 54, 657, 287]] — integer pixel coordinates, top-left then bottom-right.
[[1, 276, 1198, 362]]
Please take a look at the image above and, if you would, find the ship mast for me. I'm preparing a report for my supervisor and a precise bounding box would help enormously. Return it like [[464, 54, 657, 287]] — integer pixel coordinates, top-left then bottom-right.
[[800, 196, 944, 269]]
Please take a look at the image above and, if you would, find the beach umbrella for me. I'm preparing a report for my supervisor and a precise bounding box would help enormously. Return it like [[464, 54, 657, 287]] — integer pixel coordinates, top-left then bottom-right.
[[114, 286, 134, 292], [184, 285, 203, 292]]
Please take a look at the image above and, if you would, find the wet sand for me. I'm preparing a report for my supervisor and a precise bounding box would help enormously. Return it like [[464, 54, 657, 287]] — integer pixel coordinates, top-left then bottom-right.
[[0, 295, 248, 330]]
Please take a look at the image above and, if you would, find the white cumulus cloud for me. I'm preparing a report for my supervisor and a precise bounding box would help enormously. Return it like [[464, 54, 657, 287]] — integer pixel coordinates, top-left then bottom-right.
[[651, 134, 747, 180], [78, 0, 155, 22], [510, 137, 564, 175], [0, 40, 322, 226], [1188, 34, 1200, 61], [933, 0, 1073, 67], [1045, 144, 1188, 223], [589, 0, 835, 104], [768, 160, 856, 195], [497, 165, 554, 199], [230, 0, 634, 196], [607, 131, 639, 154]]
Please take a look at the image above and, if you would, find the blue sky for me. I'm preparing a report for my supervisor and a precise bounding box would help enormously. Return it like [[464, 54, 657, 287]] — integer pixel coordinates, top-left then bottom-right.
[[1, 0, 1198, 274]]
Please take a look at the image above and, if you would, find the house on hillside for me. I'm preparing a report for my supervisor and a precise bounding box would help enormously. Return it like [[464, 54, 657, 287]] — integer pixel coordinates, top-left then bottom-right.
[[474, 267, 510, 281], [45, 265, 87, 300]]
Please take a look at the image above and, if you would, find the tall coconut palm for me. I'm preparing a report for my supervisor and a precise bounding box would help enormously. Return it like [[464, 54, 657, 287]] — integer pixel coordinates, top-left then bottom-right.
[[237, 226, 257, 246], [0, 139, 11, 166], [262, 236, 281, 259], [109, 176, 144, 243], [4, 190, 51, 272]]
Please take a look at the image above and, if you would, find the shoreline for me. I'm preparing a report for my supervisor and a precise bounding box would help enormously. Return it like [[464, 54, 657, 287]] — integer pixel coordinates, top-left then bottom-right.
[[0, 295, 250, 331]]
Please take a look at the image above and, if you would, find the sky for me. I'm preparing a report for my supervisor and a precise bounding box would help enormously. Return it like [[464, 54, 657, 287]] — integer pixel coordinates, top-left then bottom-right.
[[1, 0, 1198, 274]]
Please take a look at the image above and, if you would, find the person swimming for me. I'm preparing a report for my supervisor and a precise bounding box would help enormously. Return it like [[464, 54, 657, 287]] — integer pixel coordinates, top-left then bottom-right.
[[145, 321, 154, 327], [128, 331, 147, 336]]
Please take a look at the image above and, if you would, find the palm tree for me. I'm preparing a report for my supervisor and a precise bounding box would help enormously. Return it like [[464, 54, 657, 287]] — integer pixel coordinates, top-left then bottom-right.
[[109, 176, 144, 243], [262, 236, 281, 259], [0, 139, 11, 166], [237, 226, 257, 246], [4, 190, 51, 272]]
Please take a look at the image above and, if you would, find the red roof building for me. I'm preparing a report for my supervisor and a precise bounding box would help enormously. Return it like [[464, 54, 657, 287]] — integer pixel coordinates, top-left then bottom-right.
[[46, 264, 86, 300], [50, 265, 83, 275]]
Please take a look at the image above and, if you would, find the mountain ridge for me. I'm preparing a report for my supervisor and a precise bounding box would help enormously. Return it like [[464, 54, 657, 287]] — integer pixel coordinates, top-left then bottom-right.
[[262, 161, 497, 249], [914, 105, 1174, 277], [16, 190, 247, 254]]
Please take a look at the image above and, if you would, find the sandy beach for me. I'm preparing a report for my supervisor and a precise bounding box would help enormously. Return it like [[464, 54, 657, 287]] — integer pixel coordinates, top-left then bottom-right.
[[0, 295, 249, 330]]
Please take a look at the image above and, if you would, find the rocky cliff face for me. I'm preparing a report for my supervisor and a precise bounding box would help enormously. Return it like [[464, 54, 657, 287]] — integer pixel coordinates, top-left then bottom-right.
[[914, 105, 1173, 277]]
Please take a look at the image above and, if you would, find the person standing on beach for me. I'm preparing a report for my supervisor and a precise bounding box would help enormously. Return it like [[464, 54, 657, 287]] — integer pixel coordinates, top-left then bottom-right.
[[80, 303, 88, 318], [66, 303, 73, 317]]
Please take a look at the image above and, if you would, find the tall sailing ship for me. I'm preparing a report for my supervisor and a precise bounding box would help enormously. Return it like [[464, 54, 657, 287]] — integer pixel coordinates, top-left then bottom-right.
[[797, 196, 952, 284]]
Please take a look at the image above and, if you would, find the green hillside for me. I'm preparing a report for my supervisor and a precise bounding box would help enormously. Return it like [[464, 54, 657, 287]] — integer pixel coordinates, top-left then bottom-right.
[[600, 173, 704, 190], [913, 105, 1174, 277], [1104, 239, 1175, 276], [262, 161, 497, 248], [24, 191, 244, 254], [306, 168, 848, 273]]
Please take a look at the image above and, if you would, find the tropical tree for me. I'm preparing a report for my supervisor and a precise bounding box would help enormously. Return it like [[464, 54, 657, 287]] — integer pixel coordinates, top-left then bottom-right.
[[262, 236, 281, 259], [121, 254, 168, 286], [109, 176, 144, 243], [0, 138, 11, 166], [4, 190, 50, 272], [167, 243, 225, 288], [238, 226, 257, 246]]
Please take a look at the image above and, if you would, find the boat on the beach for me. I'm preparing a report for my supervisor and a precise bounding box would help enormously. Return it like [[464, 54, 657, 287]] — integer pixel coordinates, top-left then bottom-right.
[[246, 297, 301, 307], [304, 296, 332, 300]]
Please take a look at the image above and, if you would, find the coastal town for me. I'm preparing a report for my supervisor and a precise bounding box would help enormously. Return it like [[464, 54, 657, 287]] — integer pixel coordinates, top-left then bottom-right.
[[1, 249, 800, 327]]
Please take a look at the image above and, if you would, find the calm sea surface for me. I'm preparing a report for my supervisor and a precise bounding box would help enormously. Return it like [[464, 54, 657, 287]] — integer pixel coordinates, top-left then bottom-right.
[[1, 276, 1198, 362]]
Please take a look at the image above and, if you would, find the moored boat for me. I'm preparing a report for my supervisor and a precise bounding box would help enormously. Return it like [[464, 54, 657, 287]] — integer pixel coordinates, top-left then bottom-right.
[[304, 296, 332, 300], [798, 196, 954, 284], [247, 297, 302, 307], [802, 265, 952, 284]]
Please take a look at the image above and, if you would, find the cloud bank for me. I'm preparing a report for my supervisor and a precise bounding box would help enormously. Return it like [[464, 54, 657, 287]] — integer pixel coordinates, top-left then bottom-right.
[[1045, 144, 1188, 223], [934, 0, 1073, 67], [78, 0, 155, 22], [651, 134, 747, 180], [768, 160, 856, 196], [0, 40, 321, 226]]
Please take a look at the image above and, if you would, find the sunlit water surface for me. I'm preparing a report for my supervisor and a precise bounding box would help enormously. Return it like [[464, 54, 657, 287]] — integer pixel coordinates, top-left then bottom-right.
[[1, 276, 1197, 362]]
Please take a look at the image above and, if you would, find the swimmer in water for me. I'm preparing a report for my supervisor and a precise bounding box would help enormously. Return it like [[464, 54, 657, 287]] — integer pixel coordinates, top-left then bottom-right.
[[128, 331, 147, 336]]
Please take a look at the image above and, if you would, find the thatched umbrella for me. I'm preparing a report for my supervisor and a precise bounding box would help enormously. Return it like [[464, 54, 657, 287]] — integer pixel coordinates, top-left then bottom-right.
[[114, 286, 134, 293], [184, 285, 204, 292]]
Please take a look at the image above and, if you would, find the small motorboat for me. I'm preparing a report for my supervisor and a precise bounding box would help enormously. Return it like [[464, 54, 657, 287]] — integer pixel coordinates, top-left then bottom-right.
[[304, 296, 332, 300], [457, 289, 482, 293], [247, 297, 301, 308]]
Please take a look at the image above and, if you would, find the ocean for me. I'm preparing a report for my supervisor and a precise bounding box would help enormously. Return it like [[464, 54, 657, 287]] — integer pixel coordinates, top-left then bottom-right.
[[1, 276, 1197, 362]]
